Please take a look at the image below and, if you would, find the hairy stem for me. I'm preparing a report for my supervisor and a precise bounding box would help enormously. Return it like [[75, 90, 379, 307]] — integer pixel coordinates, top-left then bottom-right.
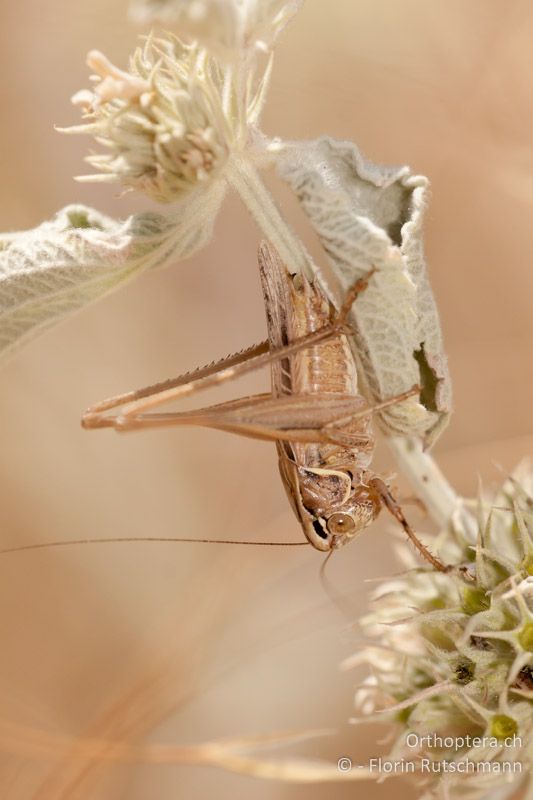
[[388, 436, 478, 540], [227, 154, 311, 274]]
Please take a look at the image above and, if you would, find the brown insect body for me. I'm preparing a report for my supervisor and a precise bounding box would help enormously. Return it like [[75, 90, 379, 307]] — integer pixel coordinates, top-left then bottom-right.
[[75, 241, 447, 572], [258, 244, 380, 551]]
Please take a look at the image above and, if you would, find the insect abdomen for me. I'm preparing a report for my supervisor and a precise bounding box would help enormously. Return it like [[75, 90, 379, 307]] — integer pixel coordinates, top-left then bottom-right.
[[287, 274, 359, 399]]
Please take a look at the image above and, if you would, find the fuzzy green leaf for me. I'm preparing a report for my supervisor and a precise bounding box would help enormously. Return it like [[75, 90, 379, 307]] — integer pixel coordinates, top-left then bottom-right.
[[0, 183, 224, 363], [277, 137, 452, 447]]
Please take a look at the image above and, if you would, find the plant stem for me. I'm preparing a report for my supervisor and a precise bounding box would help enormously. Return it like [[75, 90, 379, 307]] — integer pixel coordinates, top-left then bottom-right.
[[227, 154, 311, 275], [388, 436, 478, 540]]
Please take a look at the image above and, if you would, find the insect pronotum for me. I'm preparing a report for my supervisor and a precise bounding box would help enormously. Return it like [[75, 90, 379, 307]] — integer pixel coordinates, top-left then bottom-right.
[[75, 241, 447, 572]]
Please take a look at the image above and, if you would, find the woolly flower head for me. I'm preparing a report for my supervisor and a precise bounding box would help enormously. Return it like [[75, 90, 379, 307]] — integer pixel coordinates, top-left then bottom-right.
[[64, 35, 268, 203], [129, 0, 304, 59], [352, 461, 533, 799]]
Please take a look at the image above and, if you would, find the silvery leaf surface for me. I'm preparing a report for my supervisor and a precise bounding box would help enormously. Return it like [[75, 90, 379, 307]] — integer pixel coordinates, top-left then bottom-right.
[[0, 182, 224, 364], [277, 136, 451, 448]]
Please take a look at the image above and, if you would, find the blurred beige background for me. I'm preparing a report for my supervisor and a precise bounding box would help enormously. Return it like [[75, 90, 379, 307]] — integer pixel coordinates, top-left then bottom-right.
[[0, 0, 532, 797]]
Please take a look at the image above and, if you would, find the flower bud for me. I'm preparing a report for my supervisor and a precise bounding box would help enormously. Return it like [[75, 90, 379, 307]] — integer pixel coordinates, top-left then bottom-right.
[[351, 461, 533, 797], [63, 35, 241, 203]]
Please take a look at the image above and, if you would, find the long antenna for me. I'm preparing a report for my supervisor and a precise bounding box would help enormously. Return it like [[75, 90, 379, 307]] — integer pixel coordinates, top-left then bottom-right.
[[318, 549, 356, 620], [0, 537, 310, 556]]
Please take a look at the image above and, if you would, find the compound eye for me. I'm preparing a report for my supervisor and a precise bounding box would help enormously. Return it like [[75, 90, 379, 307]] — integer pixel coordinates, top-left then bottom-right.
[[326, 512, 356, 536]]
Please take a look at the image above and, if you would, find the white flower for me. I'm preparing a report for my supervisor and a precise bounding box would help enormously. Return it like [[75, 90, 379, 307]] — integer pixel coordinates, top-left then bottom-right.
[[350, 461, 533, 799], [129, 0, 304, 59], [62, 34, 270, 202]]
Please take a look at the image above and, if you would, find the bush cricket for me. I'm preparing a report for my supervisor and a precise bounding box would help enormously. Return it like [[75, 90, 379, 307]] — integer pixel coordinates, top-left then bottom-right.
[[75, 241, 447, 572]]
